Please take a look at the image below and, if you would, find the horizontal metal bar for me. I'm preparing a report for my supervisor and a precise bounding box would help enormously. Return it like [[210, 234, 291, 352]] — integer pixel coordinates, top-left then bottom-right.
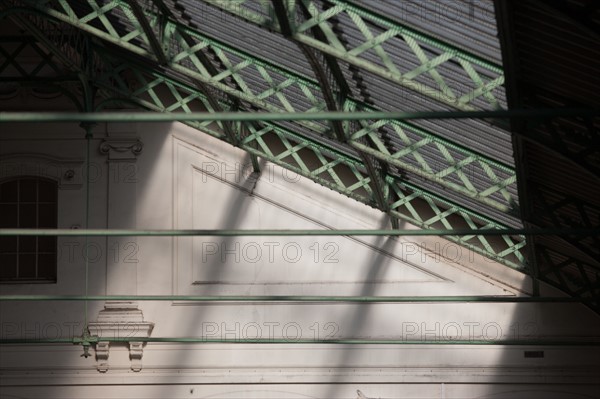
[[0, 109, 598, 123], [0, 228, 597, 237], [0, 295, 588, 303], [1, 337, 598, 346]]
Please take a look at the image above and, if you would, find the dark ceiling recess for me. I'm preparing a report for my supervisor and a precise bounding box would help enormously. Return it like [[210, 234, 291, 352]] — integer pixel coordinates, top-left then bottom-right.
[[495, 0, 600, 311]]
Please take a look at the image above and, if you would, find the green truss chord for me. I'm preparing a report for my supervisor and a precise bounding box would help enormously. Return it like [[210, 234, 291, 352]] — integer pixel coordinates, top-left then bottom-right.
[[16, 0, 519, 216], [201, 0, 505, 111], [1, 6, 527, 270]]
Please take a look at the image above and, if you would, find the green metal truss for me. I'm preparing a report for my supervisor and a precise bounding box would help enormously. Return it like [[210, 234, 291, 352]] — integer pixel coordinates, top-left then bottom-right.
[[0, 37, 61, 80], [0, 11, 93, 110], [93, 52, 526, 269], [270, 0, 399, 228], [16, 0, 518, 216], [522, 181, 600, 304], [537, 244, 599, 311], [0, 34, 526, 269], [532, 184, 600, 266], [201, 0, 505, 111], [1, 5, 526, 269]]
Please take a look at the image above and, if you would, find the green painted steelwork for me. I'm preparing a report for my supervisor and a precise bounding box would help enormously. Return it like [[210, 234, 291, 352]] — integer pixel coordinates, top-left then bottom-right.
[[0, 19, 527, 269], [0, 32, 84, 110], [0, 295, 590, 303], [15, 0, 521, 216], [538, 244, 600, 299], [200, 0, 505, 111], [270, 0, 398, 228], [0, 227, 596, 237], [0, 38, 525, 269], [2, 109, 596, 123], [124, 0, 168, 64]]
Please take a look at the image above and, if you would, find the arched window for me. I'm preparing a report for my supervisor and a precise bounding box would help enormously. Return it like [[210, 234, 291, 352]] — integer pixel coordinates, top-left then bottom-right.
[[0, 177, 57, 282]]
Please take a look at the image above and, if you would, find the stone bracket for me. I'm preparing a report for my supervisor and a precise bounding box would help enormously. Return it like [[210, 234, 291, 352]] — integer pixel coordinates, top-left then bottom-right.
[[96, 341, 110, 373], [129, 342, 144, 372], [87, 302, 154, 372]]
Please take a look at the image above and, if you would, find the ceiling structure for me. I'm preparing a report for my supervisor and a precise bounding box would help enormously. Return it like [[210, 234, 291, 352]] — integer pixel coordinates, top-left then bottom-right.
[[495, 0, 600, 310], [0, 0, 598, 311]]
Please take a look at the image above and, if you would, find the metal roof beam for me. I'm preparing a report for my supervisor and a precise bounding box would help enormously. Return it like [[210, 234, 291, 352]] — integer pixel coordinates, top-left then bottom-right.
[[88, 53, 528, 269], [528, 183, 600, 270], [73, 57, 528, 269], [123, 0, 168, 64], [203, 0, 505, 111], [494, 0, 541, 294], [119, 0, 263, 169], [537, 244, 599, 312], [518, 119, 600, 181], [4, 9, 526, 269], [271, 0, 398, 228], [0, 14, 88, 110], [495, 0, 600, 309], [139, 0, 246, 147], [0, 18, 79, 76], [17, 0, 520, 216]]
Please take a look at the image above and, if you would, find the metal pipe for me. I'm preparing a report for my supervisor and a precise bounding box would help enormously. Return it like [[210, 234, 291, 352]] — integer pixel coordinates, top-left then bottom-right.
[[1, 337, 598, 346], [0, 295, 588, 303], [0, 109, 598, 123], [0, 228, 597, 237]]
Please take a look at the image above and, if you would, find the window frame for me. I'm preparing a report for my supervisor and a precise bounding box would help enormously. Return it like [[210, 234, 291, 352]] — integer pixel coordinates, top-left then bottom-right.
[[0, 176, 58, 283]]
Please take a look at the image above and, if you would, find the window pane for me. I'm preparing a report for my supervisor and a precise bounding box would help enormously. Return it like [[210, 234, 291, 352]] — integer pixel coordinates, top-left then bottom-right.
[[38, 204, 57, 228], [0, 180, 18, 202], [38, 236, 56, 253], [0, 204, 18, 227], [19, 179, 37, 202], [19, 204, 36, 228], [20, 236, 36, 253], [37, 254, 56, 279], [0, 254, 17, 279], [19, 254, 36, 278], [0, 237, 17, 253], [38, 180, 57, 202]]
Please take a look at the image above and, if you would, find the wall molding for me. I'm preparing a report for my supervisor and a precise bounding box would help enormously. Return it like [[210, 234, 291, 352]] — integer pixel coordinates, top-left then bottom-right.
[[99, 138, 143, 161], [0, 153, 85, 189]]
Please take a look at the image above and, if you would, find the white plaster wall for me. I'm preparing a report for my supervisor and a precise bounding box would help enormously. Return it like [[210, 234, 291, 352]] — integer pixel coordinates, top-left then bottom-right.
[[1, 121, 599, 399]]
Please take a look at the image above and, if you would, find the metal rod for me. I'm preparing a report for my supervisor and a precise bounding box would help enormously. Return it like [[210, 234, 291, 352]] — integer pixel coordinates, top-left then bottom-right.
[[0, 228, 597, 237], [81, 118, 95, 343], [1, 337, 598, 346], [0, 295, 588, 303], [83, 127, 91, 332], [0, 109, 598, 123]]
